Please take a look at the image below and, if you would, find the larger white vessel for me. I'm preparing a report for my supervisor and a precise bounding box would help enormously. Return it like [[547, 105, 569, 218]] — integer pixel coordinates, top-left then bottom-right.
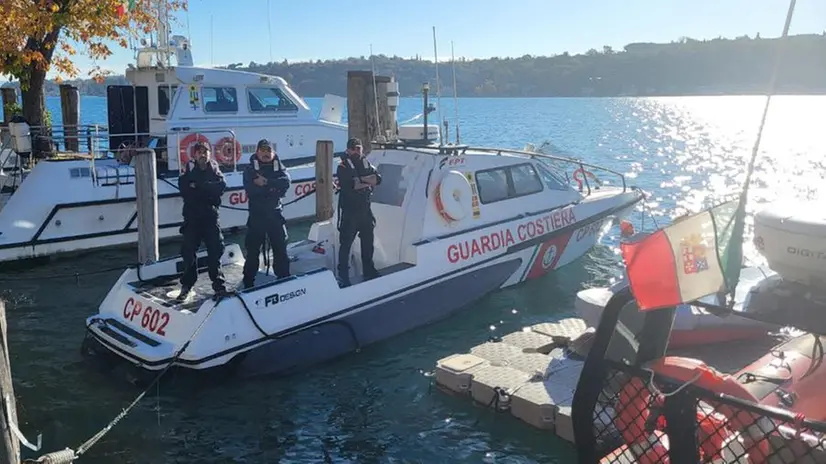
[[0, 2, 409, 264]]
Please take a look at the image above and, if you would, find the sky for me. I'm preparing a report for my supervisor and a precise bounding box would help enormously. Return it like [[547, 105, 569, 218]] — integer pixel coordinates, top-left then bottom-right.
[[22, 0, 826, 78]]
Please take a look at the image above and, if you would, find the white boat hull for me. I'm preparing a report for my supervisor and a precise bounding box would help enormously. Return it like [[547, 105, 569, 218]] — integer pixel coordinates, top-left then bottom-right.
[[0, 158, 331, 263], [83, 187, 643, 375]]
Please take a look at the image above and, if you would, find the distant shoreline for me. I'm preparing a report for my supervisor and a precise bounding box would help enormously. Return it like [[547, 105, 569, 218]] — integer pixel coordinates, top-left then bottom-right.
[[7, 33, 826, 99]]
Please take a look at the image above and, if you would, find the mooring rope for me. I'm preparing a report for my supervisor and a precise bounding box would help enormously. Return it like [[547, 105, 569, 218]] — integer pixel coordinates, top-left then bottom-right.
[[26, 294, 228, 463]]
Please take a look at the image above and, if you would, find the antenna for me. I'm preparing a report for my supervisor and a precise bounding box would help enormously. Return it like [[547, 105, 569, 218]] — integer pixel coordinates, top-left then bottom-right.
[[369, 45, 383, 142], [186, 6, 191, 45], [451, 41, 461, 144], [740, 0, 796, 199], [267, 0, 273, 63], [432, 26, 443, 146], [210, 15, 214, 66]]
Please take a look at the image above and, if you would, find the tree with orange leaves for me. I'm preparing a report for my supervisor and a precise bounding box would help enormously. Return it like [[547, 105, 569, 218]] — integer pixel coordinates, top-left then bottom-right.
[[0, 0, 186, 137]]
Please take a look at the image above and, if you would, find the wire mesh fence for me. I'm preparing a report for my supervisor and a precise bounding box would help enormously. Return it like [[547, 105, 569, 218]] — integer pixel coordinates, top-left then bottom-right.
[[580, 360, 826, 463]]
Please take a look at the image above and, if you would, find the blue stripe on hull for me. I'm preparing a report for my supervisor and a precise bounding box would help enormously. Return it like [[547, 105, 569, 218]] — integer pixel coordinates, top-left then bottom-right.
[[234, 258, 524, 377]]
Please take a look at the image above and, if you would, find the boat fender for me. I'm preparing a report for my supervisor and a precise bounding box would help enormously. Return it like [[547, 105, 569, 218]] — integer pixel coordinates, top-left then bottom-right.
[[434, 170, 473, 222], [214, 137, 243, 166], [572, 167, 599, 192], [614, 356, 771, 462], [178, 133, 211, 166]]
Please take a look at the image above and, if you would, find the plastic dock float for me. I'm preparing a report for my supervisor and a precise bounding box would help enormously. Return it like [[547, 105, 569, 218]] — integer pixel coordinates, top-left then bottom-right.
[[435, 318, 595, 443]]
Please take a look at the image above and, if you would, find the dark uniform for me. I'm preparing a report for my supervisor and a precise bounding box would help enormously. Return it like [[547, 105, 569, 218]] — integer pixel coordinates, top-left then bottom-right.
[[178, 157, 227, 299], [337, 138, 382, 287], [241, 149, 292, 288]]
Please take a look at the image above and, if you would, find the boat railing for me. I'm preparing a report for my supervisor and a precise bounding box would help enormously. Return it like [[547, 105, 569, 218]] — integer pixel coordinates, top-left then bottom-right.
[[12, 125, 239, 188], [90, 128, 240, 187], [25, 124, 109, 156], [462, 146, 628, 196]]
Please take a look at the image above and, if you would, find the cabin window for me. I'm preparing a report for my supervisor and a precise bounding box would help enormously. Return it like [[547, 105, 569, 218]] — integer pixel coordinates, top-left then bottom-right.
[[475, 163, 544, 204], [247, 87, 299, 113], [158, 85, 178, 116], [510, 164, 544, 196], [475, 169, 510, 204], [202, 86, 238, 113], [536, 163, 569, 191], [371, 163, 408, 207]]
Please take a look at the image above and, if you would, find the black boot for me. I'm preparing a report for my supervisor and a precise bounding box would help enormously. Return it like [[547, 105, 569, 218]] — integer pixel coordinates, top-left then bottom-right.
[[364, 266, 380, 281], [176, 285, 193, 302], [337, 266, 351, 288]]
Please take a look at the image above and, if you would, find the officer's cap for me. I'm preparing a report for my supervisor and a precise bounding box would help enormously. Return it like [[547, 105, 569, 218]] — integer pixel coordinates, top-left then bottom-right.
[[257, 139, 273, 151], [347, 137, 362, 149], [193, 141, 210, 153]]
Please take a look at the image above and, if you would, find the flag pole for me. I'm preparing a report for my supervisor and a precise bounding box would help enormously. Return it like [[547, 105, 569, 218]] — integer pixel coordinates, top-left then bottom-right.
[[722, 0, 796, 306]]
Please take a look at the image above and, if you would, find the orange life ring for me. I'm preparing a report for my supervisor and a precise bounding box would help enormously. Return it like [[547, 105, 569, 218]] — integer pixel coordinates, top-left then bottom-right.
[[614, 357, 771, 462], [214, 137, 242, 166], [178, 133, 210, 166], [573, 167, 599, 191], [434, 170, 472, 223]]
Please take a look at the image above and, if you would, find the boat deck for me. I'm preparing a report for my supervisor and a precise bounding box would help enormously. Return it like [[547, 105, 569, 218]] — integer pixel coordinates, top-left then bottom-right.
[[129, 263, 280, 312], [128, 252, 417, 312]]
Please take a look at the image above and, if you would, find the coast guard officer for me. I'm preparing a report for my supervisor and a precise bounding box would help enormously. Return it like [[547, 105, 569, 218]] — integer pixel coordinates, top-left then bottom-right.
[[242, 139, 292, 289], [177, 141, 228, 300], [336, 137, 382, 287]]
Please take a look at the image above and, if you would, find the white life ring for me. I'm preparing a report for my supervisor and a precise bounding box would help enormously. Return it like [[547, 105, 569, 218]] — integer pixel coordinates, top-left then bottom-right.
[[435, 170, 473, 222]]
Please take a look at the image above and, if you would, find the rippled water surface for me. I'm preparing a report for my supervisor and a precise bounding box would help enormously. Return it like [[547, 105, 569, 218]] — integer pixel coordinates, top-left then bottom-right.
[[1, 95, 824, 463]]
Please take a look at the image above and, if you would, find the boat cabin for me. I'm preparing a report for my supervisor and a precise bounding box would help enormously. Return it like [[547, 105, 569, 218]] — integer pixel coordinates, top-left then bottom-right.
[[105, 34, 347, 174], [314, 144, 588, 280]]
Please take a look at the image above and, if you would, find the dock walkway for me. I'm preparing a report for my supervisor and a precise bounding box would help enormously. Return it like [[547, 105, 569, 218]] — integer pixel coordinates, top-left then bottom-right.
[[433, 316, 775, 443]]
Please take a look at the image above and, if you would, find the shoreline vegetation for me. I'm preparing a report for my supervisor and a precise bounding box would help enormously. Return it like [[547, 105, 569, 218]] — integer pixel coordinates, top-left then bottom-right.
[[5, 33, 826, 98]]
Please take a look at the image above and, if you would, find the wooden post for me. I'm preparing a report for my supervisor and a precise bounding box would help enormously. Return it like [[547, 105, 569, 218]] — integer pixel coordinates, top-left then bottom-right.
[[346, 70, 377, 154], [134, 149, 159, 264], [315, 140, 334, 221], [59, 85, 80, 152], [0, 300, 21, 464], [374, 75, 392, 143], [1, 88, 17, 125]]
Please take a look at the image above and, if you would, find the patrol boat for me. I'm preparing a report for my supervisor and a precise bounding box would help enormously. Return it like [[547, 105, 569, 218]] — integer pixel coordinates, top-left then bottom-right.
[[82, 135, 645, 379], [0, 1, 418, 264]]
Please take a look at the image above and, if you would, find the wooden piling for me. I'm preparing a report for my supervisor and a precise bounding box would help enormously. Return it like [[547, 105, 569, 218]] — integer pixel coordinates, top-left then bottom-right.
[[0, 300, 21, 464], [347, 71, 397, 152], [315, 140, 335, 221], [134, 149, 159, 264], [1, 88, 17, 125], [59, 85, 80, 152], [346, 71, 375, 154]]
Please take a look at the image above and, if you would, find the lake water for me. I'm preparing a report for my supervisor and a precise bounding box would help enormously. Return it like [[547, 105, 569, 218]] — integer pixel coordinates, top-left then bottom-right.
[[2, 94, 825, 463]]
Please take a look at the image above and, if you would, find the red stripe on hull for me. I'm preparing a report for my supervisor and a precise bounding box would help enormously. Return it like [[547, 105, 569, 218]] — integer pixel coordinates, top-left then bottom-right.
[[526, 231, 574, 280]]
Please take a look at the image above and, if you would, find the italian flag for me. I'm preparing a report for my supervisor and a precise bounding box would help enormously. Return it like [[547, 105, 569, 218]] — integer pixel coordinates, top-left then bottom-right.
[[620, 198, 745, 311]]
